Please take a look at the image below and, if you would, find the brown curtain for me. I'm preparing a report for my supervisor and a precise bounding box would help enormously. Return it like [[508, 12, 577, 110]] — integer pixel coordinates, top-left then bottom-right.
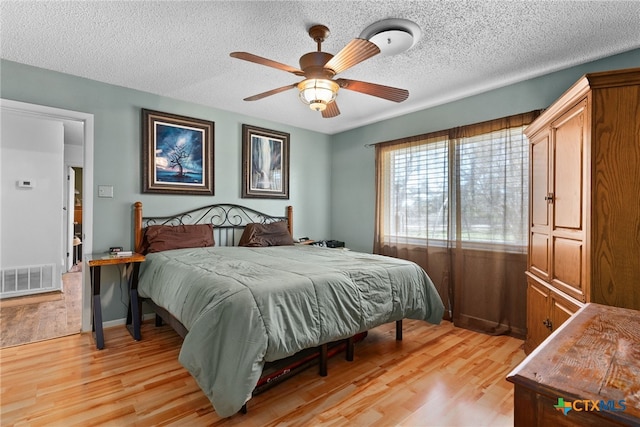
[[374, 111, 540, 337]]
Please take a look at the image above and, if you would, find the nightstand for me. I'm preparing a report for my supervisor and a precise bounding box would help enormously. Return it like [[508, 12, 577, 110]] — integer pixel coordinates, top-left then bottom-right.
[[86, 253, 145, 350]]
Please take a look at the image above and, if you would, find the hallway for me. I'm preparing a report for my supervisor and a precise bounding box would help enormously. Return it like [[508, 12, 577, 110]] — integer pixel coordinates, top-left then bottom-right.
[[0, 269, 82, 348]]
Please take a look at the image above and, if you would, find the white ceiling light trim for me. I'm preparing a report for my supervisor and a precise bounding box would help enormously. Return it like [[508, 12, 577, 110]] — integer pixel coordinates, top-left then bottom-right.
[[359, 18, 422, 56]]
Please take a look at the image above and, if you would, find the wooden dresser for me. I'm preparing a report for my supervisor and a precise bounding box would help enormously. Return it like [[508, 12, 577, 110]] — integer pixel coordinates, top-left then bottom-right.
[[524, 67, 640, 353], [507, 303, 640, 427]]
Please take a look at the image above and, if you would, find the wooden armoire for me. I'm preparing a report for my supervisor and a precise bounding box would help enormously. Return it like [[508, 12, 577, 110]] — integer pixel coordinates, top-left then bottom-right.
[[524, 67, 640, 354]]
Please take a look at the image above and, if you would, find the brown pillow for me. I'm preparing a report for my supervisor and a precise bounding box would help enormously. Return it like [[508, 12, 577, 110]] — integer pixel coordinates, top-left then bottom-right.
[[143, 224, 214, 253], [238, 221, 294, 247]]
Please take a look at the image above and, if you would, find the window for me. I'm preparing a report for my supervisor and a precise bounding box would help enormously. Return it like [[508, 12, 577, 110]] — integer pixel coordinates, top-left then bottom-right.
[[376, 112, 538, 252], [456, 126, 529, 248], [383, 136, 449, 242]]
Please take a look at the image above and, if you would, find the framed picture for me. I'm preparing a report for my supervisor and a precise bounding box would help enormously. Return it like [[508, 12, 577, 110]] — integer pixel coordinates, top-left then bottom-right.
[[242, 124, 290, 199], [142, 109, 214, 195]]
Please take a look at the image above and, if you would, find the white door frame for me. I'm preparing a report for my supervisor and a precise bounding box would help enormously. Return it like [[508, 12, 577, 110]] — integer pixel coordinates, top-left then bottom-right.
[[1, 98, 94, 332]]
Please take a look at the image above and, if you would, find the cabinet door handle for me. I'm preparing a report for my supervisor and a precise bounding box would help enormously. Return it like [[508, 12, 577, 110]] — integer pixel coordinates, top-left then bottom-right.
[[544, 193, 554, 203], [542, 319, 553, 330]]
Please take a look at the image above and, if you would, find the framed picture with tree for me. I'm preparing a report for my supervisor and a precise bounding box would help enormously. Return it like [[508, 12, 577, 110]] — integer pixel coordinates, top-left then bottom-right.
[[142, 109, 214, 195]]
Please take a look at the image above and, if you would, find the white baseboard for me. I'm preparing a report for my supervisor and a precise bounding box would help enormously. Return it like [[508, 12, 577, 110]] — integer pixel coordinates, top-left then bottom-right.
[[86, 313, 156, 332]]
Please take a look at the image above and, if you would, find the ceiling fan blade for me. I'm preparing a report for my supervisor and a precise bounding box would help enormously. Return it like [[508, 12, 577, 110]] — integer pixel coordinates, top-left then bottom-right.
[[322, 101, 340, 118], [230, 52, 305, 76], [336, 78, 409, 103], [243, 84, 298, 101], [324, 39, 380, 75]]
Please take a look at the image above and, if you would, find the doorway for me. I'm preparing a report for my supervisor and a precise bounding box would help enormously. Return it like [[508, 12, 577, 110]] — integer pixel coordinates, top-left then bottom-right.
[[66, 168, 83, 271], [0, 98, 94, 337], [70, 168, 83, 271]]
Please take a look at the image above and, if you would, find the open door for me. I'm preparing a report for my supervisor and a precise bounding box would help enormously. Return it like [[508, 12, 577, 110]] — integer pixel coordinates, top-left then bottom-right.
[[66, 166, 75, 271]]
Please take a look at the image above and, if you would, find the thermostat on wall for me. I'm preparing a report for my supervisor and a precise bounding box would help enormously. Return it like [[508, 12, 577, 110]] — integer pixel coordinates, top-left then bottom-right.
[[17, 179, 35, 188]]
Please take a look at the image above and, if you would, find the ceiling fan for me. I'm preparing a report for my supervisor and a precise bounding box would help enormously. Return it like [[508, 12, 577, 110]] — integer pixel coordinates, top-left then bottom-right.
[[230, 24, 409, 118]]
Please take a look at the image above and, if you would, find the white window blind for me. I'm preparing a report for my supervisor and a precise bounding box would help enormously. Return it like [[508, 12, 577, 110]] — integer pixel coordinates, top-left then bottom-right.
[[377, 118, 532, 251], [456, 126, 529, 247], [385, 139, 449, 242]]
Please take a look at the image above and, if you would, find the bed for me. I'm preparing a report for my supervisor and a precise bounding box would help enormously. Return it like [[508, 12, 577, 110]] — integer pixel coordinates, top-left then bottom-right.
[[131, 201, 444, 417]]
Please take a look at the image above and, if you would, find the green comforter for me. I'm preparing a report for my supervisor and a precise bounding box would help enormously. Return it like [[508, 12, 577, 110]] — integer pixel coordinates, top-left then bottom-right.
[[138, 245, 444, 417]]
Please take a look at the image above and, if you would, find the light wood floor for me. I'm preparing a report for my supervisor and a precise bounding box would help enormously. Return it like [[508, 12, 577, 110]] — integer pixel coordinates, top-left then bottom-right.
[[0, 271, 82, 348], [1, 319, 525, 426]]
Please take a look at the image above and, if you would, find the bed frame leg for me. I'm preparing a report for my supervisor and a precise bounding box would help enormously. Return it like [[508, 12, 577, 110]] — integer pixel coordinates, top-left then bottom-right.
[[396, 320, 403, 341], [155, 314, 163, 327], [346, 337, 354, 361], [319, 343, 328, 376]]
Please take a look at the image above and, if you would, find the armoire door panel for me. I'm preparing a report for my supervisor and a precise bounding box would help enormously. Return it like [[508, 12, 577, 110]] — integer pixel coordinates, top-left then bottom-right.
[[530, 133, 549, 227], [552, 103, 585, 231], [552, 237, 584, 301], [550, 291, 582, 332], [529, 232, 549, 279], [525, 276, 550, 353]]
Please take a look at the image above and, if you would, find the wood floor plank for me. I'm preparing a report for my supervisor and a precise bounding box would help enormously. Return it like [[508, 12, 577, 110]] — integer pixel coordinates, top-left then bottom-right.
[[0, 319, 524, 426]]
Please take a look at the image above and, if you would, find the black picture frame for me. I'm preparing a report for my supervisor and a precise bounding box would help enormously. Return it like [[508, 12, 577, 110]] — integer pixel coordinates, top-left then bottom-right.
[[142, 109, 214, 195], [242, 124, 290, 199]]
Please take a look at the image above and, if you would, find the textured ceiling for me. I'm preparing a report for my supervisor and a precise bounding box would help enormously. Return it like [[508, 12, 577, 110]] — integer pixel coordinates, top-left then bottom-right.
[[1, 1, 639, 135]]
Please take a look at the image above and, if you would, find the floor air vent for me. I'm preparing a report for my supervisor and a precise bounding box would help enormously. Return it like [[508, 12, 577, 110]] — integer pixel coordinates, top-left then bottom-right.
[[1, 264, 57, 299]]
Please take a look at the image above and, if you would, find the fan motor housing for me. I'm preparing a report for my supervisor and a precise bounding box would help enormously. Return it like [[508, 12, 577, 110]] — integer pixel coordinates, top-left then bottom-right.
[[299, 52, 335, 78]]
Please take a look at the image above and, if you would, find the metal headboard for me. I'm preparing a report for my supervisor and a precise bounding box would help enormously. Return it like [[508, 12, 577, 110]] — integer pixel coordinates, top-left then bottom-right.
[[133, 202, 293, 252]]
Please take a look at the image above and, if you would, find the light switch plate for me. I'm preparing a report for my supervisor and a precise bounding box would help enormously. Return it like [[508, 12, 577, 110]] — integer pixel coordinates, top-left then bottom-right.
[[98, 185, 114, 198]]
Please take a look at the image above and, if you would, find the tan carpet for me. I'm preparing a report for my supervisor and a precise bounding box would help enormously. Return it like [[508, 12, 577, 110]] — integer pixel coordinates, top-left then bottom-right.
[[0, 270, 82, 348]]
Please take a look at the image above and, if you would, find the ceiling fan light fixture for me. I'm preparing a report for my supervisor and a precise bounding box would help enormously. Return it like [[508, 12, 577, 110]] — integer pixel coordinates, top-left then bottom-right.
[[309, 101, 327, 112], [297, 79, 339, 112], [231, 23, 409, 118]]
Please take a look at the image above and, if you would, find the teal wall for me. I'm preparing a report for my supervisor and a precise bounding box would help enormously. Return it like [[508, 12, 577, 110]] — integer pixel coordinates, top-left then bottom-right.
[[1, 48, 638, 321], [1, 59, 331, 322], [330, 49, 640, 253]]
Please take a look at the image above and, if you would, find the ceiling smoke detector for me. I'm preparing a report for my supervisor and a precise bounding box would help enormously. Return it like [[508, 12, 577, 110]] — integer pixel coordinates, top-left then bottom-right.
[[359, 18, 421, 56]]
